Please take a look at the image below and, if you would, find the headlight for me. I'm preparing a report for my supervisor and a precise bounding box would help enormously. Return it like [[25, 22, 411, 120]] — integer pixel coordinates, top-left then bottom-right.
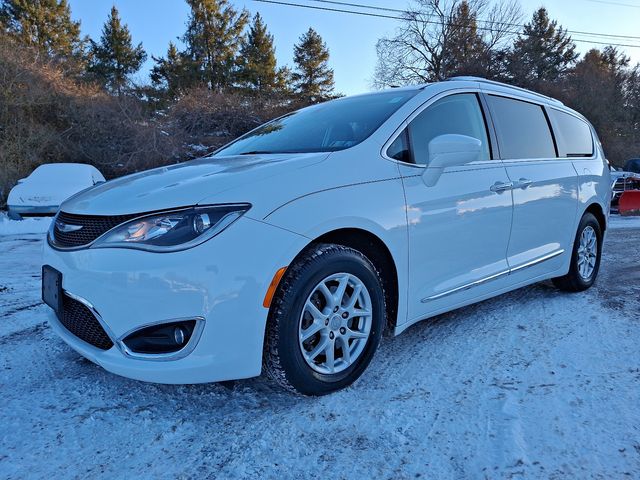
[[92, 204, 250, 252]]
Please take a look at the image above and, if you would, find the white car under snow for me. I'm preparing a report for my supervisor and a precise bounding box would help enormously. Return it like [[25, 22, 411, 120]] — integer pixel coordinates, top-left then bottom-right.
[[7, 163, 105, 220]]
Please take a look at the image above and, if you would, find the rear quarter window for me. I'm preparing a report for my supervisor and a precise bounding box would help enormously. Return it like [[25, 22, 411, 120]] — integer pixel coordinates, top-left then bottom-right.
[[487, 95, 556, 160], [549, 109, 594, 157]]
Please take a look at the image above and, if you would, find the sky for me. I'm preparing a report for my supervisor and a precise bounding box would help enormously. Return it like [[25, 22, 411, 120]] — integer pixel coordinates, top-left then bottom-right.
[[67, 0, 640, 96]]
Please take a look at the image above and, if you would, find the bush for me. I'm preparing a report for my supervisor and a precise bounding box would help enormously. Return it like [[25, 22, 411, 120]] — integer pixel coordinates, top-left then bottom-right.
[[0, 33, 308, 208], [166, 87, 307, 157], [0, 34, 179, 206]]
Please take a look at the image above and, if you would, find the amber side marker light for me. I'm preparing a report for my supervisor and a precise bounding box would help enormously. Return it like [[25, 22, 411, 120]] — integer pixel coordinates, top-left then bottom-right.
[[263, 266, 288, 308]]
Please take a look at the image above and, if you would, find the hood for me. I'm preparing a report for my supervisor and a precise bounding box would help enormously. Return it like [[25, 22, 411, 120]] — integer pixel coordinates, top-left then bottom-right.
[[60, 153, 329, 216]]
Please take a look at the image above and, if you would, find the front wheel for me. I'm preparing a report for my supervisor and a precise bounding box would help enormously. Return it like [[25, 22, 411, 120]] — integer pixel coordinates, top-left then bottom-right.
[[552, 212, 603, 292], [263, 243, 386, 395]]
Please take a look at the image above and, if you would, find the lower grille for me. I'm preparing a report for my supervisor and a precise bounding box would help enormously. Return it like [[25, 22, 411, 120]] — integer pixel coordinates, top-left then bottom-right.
[[53, 211, 138, 248], [57, 294, 114, 350]]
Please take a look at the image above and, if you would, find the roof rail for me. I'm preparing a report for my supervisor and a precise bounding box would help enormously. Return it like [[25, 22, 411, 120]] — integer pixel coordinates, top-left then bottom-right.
[[447, 76, 564, 106]]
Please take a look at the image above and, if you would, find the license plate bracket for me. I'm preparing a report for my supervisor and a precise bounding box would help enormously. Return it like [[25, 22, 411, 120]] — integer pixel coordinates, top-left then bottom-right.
[[42, 265, 63, 314]]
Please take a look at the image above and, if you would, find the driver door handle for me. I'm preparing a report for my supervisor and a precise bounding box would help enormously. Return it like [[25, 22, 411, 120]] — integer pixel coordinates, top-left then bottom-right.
[[514, 178, 533, 189], [490, 181, 513, 193]]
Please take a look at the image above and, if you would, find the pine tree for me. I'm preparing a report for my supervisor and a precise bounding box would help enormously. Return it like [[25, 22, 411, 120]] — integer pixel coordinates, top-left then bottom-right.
[[442, 1, 488, 78], [566, 47, 631, 164], [0, 0, 84, 59], [88, 6, 146, 95], [292, 28, 334, 102], [151, 42, 193, 99], [236, 13, 278, 93], [182, 0, 248, 91], [506, 8, 577, 88]]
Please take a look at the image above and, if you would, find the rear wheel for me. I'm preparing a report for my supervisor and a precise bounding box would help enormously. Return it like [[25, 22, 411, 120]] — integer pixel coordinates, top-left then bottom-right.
[[552, 212, 602, 292], [263, 243, 385, 395]]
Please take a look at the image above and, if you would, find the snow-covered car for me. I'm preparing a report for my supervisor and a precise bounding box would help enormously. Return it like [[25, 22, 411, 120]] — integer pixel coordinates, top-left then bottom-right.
[[42, 77, 610, 395], [7, 163, 105, 220]]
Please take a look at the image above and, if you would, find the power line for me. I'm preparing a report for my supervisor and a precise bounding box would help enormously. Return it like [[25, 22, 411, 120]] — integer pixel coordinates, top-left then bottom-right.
[[306, 0, 640, 42], [253, 0, 640, 48], [586, 0, 640, 7]]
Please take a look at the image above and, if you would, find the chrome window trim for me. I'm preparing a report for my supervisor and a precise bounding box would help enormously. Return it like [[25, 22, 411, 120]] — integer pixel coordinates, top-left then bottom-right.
[[116, 317, 206, 362], [421, 249, 564, 302]]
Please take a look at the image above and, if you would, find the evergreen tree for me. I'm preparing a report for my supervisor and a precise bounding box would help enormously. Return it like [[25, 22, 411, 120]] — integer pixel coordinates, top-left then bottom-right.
[[151, 42, 192, 99], [236, 13, 278, 93], [292, 28, 334, 102], [565, 47, 631, 161], [88, 6, 146, 95], [182, 0, 248, 91], [0, 0, 84, 59], [443, 1, 489, 78], [506, 8, 577, 88]]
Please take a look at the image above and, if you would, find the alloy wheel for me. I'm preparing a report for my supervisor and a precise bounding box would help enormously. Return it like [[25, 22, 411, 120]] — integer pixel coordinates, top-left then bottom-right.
[[298, 273, 373, 375], [577, 225, 598, 280]]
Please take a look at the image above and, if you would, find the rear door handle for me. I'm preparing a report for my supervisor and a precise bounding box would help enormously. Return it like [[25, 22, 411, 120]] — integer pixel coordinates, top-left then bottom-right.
[[490, 181, 513, 193], [514, 178, 533, 189]]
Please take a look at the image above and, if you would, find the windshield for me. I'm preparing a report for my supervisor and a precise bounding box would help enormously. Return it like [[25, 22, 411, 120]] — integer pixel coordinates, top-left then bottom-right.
[[214, 90, 418, 156]]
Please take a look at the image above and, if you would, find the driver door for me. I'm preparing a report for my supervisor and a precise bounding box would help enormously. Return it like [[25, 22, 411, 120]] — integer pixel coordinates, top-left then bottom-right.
[[392, 93, 514, 323]]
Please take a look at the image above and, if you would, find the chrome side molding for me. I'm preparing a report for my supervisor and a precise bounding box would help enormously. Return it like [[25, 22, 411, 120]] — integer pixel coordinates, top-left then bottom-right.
[[421, 249, 564, 303]]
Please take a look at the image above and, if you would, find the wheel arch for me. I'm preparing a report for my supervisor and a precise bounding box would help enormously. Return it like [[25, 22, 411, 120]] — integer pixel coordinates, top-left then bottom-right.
[[282, 228, 400, 332], [584, 202, 607, 233]]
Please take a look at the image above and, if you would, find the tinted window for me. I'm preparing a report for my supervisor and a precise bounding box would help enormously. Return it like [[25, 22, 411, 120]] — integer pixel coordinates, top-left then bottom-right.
[[215, 90, 417, 156], [487, 95, 556, 159], [387, 129, 411, 163], [407, 93, 490, 165], [549, 109, 593, 157]]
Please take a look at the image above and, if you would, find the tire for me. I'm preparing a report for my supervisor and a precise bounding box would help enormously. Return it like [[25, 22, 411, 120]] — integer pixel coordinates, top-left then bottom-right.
[[552, 212, 602, 292], [263, 243, 386, 395]]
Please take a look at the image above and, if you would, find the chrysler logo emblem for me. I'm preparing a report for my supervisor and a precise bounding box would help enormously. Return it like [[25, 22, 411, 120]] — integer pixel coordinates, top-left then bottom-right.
[[55, 219, 83, 233]]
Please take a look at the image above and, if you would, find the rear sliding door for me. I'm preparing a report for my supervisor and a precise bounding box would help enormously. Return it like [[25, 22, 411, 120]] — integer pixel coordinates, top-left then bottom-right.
[[484, 94, 578, 280]]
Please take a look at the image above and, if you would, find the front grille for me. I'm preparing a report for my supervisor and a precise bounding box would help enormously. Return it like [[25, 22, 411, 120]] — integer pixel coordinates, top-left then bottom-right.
[[57, 294, 113, 350], [53, 211, 138, 248]]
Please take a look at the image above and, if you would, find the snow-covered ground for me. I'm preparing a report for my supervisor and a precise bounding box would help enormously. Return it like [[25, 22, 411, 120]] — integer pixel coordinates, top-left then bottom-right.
[[1, 216, 639, 479], [0, 212, 51, 235]]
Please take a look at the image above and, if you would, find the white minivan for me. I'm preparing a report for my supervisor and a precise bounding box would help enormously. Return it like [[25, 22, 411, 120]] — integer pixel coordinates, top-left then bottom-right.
[[42, 77, 610, 395]]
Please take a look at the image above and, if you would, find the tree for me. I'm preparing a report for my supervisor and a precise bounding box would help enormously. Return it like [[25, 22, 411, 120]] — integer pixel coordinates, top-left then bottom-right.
[[292, 28, 335, 102], [506, 8, 577, 88], [563, 47, 633, 165], [374, 0, 521, 87], [87, 6, 146, 95], [0, 0, 84, 59], [182, 0, 248, 91], [442, 1, 489, 77], [236, 13, 279, 93], [151, 42, 192, 100]]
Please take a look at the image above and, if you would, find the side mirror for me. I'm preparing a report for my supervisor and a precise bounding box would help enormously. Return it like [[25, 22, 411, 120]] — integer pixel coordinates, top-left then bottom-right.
[[423, 134, 482, 187]]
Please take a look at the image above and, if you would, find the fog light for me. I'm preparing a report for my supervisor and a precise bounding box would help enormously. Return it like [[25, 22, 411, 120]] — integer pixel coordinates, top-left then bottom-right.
[[122, 319, 198, 355]]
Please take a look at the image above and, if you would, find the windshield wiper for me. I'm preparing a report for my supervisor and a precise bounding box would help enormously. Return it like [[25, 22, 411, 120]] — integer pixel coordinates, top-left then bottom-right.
[[238, 150, 279, 155]]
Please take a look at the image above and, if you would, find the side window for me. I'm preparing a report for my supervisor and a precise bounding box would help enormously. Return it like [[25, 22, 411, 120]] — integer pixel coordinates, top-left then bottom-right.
[[407, 93, 490, 165], [487, 95, 556, 160], [387, 129, 411, 163], [548, 109, 594, 157]]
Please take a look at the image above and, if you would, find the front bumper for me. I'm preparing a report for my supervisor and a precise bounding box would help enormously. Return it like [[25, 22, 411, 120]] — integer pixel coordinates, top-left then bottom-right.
[[8, 204, 58, 219], [43, 216, 309, 384]]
